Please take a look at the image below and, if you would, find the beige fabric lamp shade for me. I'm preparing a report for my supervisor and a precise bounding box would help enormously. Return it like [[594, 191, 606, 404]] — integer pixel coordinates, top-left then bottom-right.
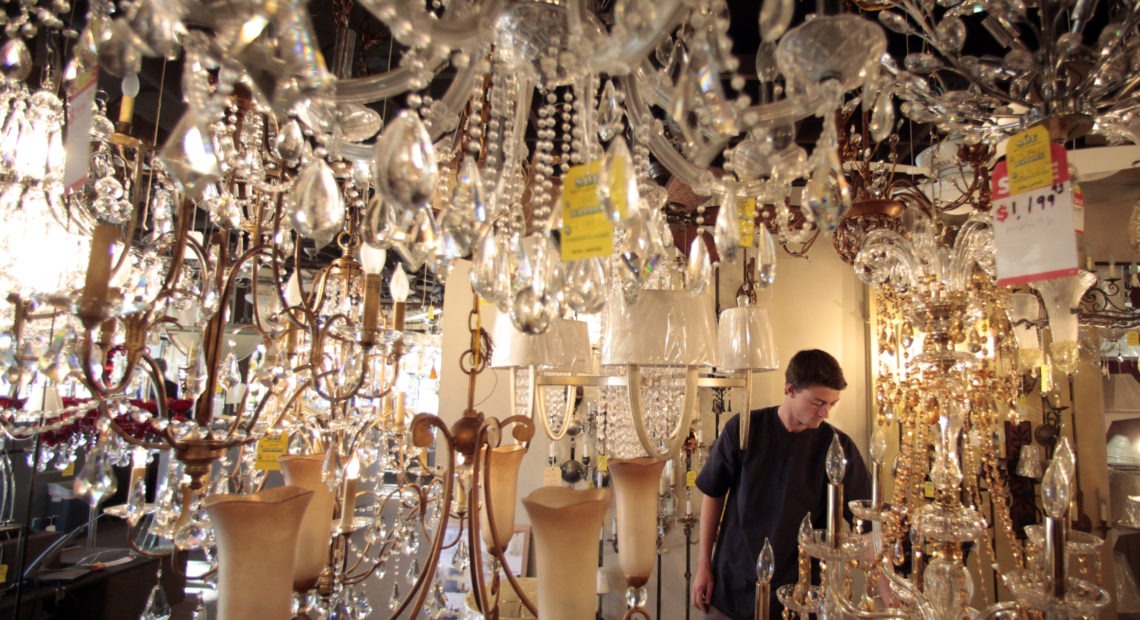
[[490, 314, 593, 372], [601, 289, 719, 367], [717, 305, 778, 371]]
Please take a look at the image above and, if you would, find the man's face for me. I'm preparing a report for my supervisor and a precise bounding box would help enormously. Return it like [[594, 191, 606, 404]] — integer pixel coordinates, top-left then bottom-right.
[[785, 384, 842, 429]]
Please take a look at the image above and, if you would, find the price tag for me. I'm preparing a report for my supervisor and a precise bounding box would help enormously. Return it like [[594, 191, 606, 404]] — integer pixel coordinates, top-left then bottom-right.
[[64, 66, 99, 193], [1127, 331, 1139, 347], [1072, 184, 1085, 233], [61, 461, 75, 477], [992, 144, 1079, 286], [543, 466, 562, 487], [923, 481, 935, 500], [595, 455, 608, 472], [738, 197, 757, 248], [0, 564, 8, 583], [686, 471, 697, 488], [561, 161, 615, 261], [1005, 126, 1053, 195], [254, 432, 290, 471]]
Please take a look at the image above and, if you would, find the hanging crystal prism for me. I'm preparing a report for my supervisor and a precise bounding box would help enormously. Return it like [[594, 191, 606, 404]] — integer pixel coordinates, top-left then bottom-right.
[[157, 110, 221, 198], [686, 235, 712, 295], [289, 158, 346, 241], [713, 188, 741, 264]]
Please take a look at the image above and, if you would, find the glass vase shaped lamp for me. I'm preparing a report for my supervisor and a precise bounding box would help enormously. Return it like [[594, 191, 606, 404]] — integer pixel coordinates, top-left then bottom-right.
[[480, 444, 527, 555], [522, 487, 610, 620], [601, 290, 719, 460], [490, 315, 593, 440], [609, 457, 666, 614], [1030, 271, 1096, 375]]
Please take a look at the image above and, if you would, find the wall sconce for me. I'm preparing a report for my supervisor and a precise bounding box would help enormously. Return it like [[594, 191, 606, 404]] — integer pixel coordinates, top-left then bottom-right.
[[490, 316, 593, 440], [601, 289, 719, 460]]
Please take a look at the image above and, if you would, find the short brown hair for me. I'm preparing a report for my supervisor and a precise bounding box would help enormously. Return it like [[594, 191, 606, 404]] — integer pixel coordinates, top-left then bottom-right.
[[785, 349, 847, 391]]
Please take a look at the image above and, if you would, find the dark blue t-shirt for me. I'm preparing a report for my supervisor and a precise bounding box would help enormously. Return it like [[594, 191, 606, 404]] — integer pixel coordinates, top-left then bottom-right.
[[695, 407, 871, 620]]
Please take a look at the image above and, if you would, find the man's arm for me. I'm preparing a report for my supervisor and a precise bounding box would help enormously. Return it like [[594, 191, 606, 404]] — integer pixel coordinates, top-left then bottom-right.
[[692, 493, 726, 612]]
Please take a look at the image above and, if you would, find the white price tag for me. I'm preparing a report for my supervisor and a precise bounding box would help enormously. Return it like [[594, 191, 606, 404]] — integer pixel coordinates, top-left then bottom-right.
[[63, 67, 98, 193], [992, 145, 1079, 286]]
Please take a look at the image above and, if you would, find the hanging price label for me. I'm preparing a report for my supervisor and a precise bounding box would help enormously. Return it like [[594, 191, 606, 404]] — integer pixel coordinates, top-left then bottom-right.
[[992, 144, 1079, 286], [738, 197, 757, 248], [1127, 331, 1139, 347], [686, 470, 697, 487], [63, 66, 99, 193], [561, 160, 616, 261], [543, 466, 562, 487], [254, 432, 290, 471], [1072, 184, 1085, 233], [595, 454, 608, 472]]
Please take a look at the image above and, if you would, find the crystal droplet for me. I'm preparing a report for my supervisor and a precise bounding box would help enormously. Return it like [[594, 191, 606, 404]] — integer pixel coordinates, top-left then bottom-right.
[[597, 80, 623, 142], [804, 148, 851, 234], [289, 158, 345, 240], [878, 11, 915, 35], [935, 16, 967, 52], [183, 346, 208, 400], [274, 119, 305, 163], [451, 538, 470, 571], [713, 191, 741, 264], [0, 39, 32, 81], [599, 137, 638, 223], [471, 231, 510, 304], [74, 446, 118, 507], [440, 157, 487, 258], [404, 557, 420, 584], [126, 475, 147, 526], [565, 257, 608, 314], [373, 111, 438, 215], [387, 581, 401, 611], [510, 285, 553, 335], [904, 53, 943, 74], [140, 579, 171, 620], [686, 236, 712, 295], [392, 207, 439, 271], [756, 226, 777, 288], [158, 110, 221, 198], [758, 0, 794, 42], [618, 212, 662, 283], [870, 93, 894, 143], [655, 35, 674, 67]]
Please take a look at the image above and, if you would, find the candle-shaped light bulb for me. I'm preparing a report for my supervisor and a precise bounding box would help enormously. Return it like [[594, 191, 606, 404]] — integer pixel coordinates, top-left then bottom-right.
[[1054, 437, 1076, 482], [340, 456, 361, 531], [825, 434, 847, 485], [798, 513, 813, 544], [756, 538, 775, 583], [360, 245, 387, 275], [285, 271, 303, 307], [1041, 458, 1072, 519], [869, 426, 888, 466], [390, 263, 410, 302]]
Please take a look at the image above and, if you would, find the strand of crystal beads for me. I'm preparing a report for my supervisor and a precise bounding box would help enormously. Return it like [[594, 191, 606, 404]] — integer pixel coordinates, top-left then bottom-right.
[[531, 91, 558, 226], [465, 64, 488, 160], [570, 74, 593, 165], [558, 95, 573, 176], [482, 61, 507, 188]]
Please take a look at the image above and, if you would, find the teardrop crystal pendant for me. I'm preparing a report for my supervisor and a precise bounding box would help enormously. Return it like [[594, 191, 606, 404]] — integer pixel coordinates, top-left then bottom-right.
[[565, 257, 608, 314], [158, 110, 221, 198], [471, 230, 511, 305], [618, 211, 662, 284], [126, 474, 148, 526], [713, 190, 741, 264], [440, 156, 488, 259], [686, 235, 712, 295], [140, 577, 171, 620], [373, 111, 438, 216], [804, 147, 851, 234], [289, 158, 346, 240], [599, 137, 638, 224], [597, 79, 623, 142], [74, 444, 118, 507], [756, 225, 778, 289], [392, 207, 440, 271]]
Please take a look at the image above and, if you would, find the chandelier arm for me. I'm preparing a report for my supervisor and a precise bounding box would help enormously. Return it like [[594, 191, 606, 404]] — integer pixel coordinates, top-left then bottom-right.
[[530, 368, 578, 441], [823, 568, 912, 619], [879, 557, 938, 620], [390, 414, 457, 619], [353, 0, 505, 51], [627, 365, 698, 461], [468, 439, 496, 617]]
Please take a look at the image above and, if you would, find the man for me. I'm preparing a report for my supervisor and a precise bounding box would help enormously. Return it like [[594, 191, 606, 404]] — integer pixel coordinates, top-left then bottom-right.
[[693, 349, 871, 619]]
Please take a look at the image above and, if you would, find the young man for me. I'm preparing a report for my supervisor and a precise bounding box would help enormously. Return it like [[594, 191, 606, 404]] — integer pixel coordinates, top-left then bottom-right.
[[692, 349, 871, 619]]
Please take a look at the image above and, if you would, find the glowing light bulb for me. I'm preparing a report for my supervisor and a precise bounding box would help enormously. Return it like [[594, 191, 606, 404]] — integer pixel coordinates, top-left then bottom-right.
[[360, 245, 387, 275], [1041, 457, 1071, 519]]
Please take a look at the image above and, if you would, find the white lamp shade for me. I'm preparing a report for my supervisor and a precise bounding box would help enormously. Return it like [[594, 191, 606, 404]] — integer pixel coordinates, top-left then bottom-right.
[[490, 314, 593, 372], [601, 290, 719, 367], [717, 305, 778, 371]]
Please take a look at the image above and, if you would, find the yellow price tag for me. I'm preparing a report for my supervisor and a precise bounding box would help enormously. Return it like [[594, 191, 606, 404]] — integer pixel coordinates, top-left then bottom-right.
[[1127, 331, 1139, 347], [686, 471, 697, 488], [923, 481, 935, 499], [255, 432, 290, 471], [738, 198, 756, 247], [0, 564, 8, 583], [61, 461, 75, 477], [595, 455, 608, 472], [560, 160, 616, 261], [1005, 126, 1053, 195]]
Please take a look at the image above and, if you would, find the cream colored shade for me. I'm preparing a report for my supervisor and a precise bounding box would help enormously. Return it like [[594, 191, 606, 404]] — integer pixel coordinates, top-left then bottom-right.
[[203, 486, 314, 620], [609, 457, 665, 587], [523, 486, 610, 620], [490, 314, 593, 371], [480, 444, 527, 554], [717, 305, 778, 371], [601, 290, 719, 367], [278, 453, 336, 591]]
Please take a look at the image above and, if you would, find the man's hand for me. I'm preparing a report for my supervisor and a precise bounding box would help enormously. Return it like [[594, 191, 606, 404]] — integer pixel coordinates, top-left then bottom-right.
[[693, 564, 714, 612]]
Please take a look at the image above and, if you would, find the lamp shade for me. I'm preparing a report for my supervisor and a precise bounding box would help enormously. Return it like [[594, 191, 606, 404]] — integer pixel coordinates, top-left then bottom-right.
[[601, 290, 719, 367], [490, 314, 593, 372], [717, 305, 778, 371]]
